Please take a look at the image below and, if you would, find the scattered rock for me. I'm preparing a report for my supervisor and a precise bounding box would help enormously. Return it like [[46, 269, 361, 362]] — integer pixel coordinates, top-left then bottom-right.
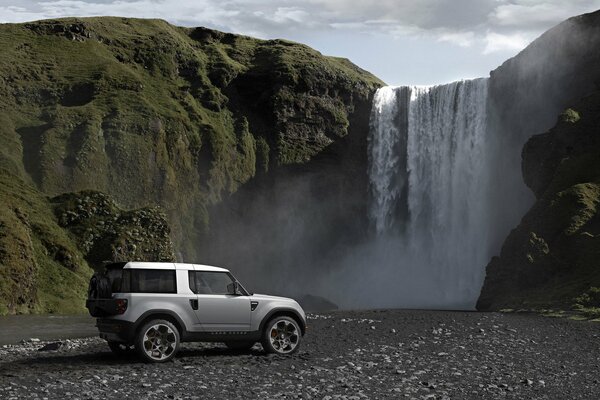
[[37, 342, 63, 352]]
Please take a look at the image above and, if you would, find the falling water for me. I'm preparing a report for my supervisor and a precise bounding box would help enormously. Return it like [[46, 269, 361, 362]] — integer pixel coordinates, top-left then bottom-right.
[[367, 79, 490, 308]]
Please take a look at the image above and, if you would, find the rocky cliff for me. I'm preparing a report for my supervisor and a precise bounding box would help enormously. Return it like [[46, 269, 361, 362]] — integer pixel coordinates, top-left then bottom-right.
[[0, 174, 175, 314], [0, 17, 382, 313], [476, 10, 600, 312], [477, 91, 600, 312]]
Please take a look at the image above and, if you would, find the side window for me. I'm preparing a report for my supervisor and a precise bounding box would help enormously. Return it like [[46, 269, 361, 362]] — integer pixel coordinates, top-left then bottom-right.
[[129, 269, 177, 293], [188, 271, 197, 293], [194, 272, 234, 295]]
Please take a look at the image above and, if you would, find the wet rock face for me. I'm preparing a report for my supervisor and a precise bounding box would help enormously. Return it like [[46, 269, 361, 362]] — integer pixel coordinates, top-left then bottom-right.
[[477, 10, 600, 311], [477, 90, 600, 311], [52, 191, 176, 268], [482, 10, 600, 269]]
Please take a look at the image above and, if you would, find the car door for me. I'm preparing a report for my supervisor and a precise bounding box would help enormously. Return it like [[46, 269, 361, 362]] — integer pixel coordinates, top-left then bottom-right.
[[191, 269, 251, 332]]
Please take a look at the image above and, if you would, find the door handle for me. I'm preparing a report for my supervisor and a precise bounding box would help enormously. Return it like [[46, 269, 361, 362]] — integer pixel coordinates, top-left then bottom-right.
[[189, 299, 198, 310]]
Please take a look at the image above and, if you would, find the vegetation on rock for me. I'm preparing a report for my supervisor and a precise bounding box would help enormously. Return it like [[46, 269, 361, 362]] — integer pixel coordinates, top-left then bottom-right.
[[0, 17, 382, 314], [573, 287, 600, 319], [0, 168, 176, 314], [561, 108, 581, 123], [477, 90, 600, 312]]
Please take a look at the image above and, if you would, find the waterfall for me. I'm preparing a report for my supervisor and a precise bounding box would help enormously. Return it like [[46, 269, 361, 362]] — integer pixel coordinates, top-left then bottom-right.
[[367, 86, 410, 234], [367, 79, 489, 309]]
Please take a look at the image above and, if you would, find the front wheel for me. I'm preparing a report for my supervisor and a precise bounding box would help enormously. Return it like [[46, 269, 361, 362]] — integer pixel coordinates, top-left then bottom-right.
[[261, 316, 301, 355], [135, 319, 180, 363]]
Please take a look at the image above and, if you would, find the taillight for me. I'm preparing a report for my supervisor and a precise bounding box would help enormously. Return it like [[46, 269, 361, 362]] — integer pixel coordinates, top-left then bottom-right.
[[116, 299, 128, 314]]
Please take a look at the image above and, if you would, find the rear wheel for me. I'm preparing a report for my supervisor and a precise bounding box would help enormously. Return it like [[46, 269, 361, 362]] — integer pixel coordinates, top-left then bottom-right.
[[107, 341, 133, 355], [224, 341, 255, 351], [135, 319, 180, 363], [261, 316, 301, 355]]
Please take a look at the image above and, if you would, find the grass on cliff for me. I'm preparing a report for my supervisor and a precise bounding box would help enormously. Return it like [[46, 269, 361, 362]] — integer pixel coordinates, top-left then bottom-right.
[[0, 16, 383, 261], [0, 17, 383, 313], [0, 170, 92, 314]]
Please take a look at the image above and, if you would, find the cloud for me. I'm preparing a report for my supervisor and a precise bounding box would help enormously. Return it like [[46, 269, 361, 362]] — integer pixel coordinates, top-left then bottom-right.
[[483, 31, 533, 55], [489, 0, 600, 29], [0, 0, 599, 55], [437, 31, 476, 48]]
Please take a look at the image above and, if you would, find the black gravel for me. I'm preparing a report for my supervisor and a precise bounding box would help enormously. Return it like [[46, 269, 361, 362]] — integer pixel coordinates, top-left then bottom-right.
[[1, 310, 599, 399]]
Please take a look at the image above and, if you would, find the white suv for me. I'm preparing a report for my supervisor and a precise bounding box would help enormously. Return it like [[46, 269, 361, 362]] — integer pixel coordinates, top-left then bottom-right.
[[86, 262, 307, 362]]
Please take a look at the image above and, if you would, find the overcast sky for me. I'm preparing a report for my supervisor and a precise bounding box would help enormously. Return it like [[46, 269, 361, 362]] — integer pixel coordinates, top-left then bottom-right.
[[1, 0, 599, 85]]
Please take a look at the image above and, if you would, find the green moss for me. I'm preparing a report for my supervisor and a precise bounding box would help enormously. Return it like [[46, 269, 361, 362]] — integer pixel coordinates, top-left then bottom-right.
[[573, 287, 600, 308], [0, 169, 93, 315], [561, 108, 581, 123], [478, 91, 600, 312], [255, 137, 270, 173]]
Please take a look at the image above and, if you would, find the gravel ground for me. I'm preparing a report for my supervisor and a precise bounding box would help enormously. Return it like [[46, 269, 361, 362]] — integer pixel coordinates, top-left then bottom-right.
[[0, 310, 599, 399]]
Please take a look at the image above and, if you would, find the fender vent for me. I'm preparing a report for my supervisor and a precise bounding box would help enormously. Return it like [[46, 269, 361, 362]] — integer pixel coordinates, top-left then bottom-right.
[[250, 301, 259, 311]]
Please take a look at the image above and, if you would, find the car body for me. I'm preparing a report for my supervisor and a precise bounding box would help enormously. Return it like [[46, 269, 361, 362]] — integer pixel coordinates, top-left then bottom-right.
[[86, 262, 307, 362]]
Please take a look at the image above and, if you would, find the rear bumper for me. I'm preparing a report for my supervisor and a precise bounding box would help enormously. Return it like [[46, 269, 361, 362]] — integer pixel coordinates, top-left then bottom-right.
[[86, 299, 121, 318], [96, 319, 135, 343]]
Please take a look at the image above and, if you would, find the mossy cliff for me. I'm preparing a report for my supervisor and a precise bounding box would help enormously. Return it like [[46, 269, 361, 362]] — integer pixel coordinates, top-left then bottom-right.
[[0, 171, 175, 314], [477, 10, 600, 312], [477, 91, 600, 311], [0, 17, 382, 313]]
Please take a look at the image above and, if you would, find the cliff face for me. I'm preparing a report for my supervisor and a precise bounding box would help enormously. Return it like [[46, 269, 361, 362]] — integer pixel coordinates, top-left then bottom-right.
[[484, 10, 600, 255], [477, 92, 600, 311], [0, 18, 381, 259], [476, 10, 600, 311], [0, 171, 175, 314], [0, 17, 382, 313]]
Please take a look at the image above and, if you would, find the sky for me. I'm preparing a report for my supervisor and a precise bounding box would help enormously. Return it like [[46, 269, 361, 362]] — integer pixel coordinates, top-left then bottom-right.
[[1, 0, 599, 85]]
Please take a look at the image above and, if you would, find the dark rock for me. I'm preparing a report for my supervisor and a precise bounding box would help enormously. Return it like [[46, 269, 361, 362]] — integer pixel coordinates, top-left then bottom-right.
[[478, 9, 600, 311], [37, 342, 63, 351]]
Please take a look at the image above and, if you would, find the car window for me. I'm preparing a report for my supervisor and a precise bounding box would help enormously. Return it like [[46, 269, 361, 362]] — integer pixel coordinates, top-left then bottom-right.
[[195, 272, 234, 295], [129, 269, 177, 293]]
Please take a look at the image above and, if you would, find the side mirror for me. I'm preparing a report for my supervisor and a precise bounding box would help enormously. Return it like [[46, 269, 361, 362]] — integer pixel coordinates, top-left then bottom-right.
[[227, 282, 240, 295]]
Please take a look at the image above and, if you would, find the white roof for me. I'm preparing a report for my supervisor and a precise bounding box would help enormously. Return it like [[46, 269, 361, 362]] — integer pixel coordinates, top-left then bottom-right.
[[124, 262, 229, 272], [193, 264, 229, 272]]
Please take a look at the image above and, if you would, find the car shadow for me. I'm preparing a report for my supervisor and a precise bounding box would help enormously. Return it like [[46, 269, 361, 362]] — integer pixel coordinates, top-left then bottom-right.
[[0, 345, 269, 373]]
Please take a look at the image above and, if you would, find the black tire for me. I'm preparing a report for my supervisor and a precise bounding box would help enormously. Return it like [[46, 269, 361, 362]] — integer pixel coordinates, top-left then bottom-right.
[[261, 316, 301, 355], [134, 319, 180, 363], [224, 341, 255, 351], [107, 341, 133, 355]]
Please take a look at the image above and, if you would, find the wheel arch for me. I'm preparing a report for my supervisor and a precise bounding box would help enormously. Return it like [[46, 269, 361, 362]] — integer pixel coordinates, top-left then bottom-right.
[[133, 310, 187, 341], [259, 308, 306, 336]]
